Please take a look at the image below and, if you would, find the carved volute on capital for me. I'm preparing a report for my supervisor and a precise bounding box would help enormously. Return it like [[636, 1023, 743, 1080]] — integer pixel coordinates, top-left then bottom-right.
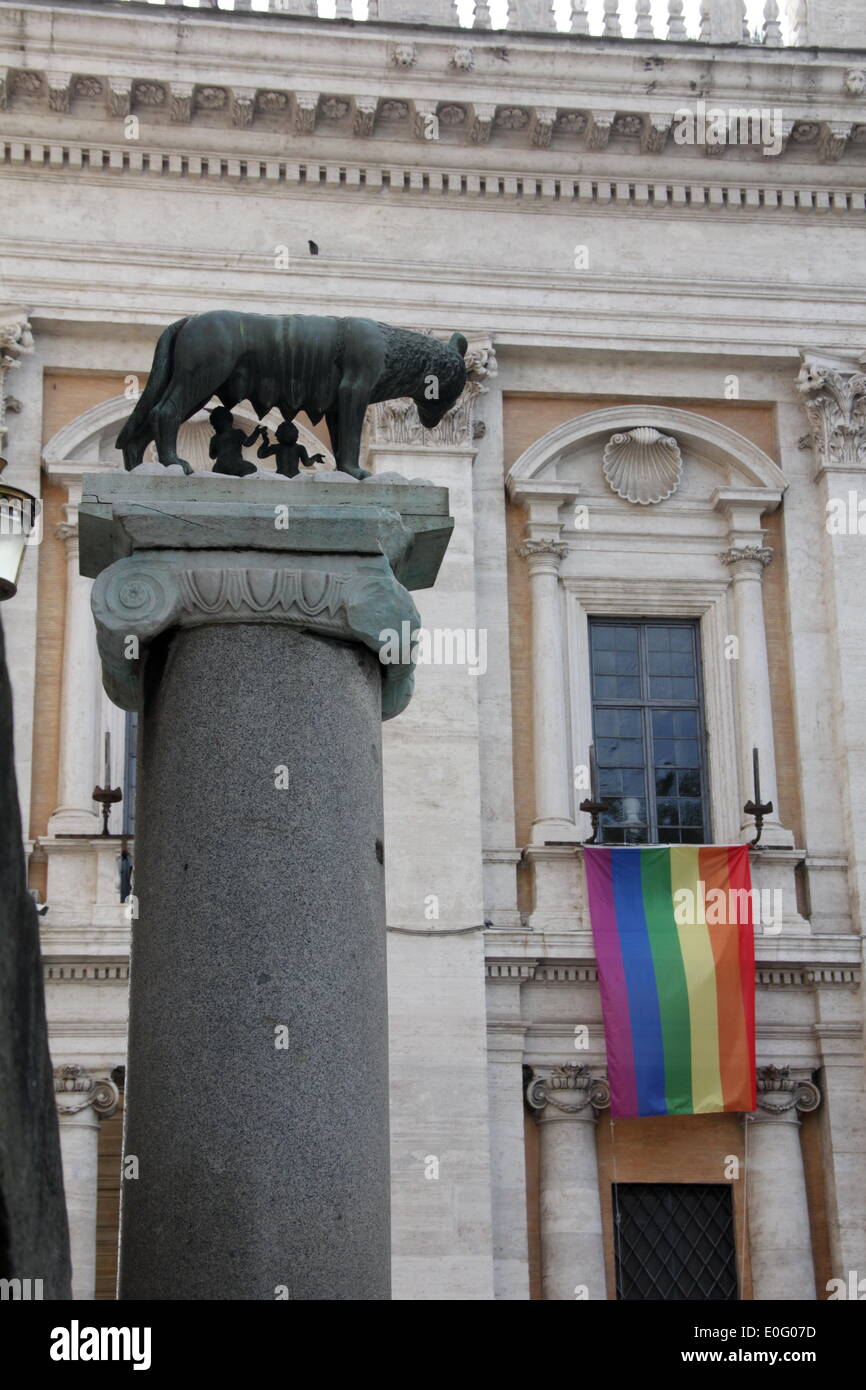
[[54, 1064, 119, 1119], [750, 1065, 821, 1121], [526, 1064, 611, 1118], [797, 355, 866, 475], [91, 551, 421, 722]]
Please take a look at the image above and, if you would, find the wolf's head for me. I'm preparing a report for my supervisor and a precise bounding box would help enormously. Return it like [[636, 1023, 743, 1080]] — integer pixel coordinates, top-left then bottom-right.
[[414, 332, 469, 430]]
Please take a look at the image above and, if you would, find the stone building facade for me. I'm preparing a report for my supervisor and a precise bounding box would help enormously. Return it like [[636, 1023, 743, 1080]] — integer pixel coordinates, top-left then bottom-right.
[[2, 0, 865, 1299]]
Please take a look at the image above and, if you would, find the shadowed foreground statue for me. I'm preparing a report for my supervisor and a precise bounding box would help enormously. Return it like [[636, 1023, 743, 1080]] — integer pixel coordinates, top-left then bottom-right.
[[116, 311, 469, 478]]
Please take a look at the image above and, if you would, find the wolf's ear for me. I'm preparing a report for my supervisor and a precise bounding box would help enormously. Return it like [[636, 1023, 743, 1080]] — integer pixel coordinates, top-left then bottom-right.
[[448, 332, 469, 359]]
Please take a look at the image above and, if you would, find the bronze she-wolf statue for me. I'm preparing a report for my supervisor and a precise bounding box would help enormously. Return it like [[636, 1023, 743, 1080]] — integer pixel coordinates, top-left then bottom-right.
[[116, 310, 469, 478]]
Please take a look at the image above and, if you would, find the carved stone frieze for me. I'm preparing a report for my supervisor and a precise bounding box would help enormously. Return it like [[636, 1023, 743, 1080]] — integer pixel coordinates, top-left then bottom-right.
[[106, 79, 131, 117], [470, 103, 496, 144], [257, 90, 289, 114], [531, 107, 557, 148], [586, 110, 615, 150], [294, 93, 319, 132], [231, 88, 256, 127], [47, 73, 71, 113], [353, 96, 378, 137], [170, 83, 194, 124]]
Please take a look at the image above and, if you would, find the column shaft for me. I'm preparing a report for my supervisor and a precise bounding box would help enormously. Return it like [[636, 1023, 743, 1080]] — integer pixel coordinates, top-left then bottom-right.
[[57, 1108, 101, 1300], [537, 1111, 607, 1300], [727, 557, 786, 842], [119, 622, 390, 1300], [746, 1068, 820, 1300], [525, 549, 572, 840], [747, 1109, 815, 1299]]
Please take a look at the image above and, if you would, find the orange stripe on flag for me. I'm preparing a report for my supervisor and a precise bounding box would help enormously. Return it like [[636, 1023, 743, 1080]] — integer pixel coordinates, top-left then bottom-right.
[[700, 847, 753, 1112]]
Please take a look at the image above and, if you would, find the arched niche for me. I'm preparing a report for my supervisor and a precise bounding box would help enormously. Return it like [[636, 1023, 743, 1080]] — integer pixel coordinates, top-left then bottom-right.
[[507, 404, 786, 504]]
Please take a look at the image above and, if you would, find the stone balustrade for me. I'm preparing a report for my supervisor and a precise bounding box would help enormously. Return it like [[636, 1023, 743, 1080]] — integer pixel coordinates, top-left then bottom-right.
[[108, 0, 866, 49]]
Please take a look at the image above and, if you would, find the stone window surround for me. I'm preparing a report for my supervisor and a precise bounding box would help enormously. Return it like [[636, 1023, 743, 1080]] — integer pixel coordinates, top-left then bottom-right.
[[565, 579, 737, 844], [507, 404, 793, 853]]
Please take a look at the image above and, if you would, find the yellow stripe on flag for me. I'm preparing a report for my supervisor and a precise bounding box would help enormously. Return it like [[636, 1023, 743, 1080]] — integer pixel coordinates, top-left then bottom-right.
[[670, 846, 724, 1113]]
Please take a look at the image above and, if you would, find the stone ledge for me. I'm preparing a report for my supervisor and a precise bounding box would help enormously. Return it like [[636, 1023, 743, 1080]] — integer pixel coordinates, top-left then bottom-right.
[[80, 471, 452, 592]]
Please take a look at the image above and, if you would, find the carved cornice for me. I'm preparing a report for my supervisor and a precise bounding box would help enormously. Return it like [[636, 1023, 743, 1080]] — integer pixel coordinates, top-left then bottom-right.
[[54, 1064, 119, 1118], [798, 355, 866, 475], [3, 58, 866, 170], [526, 1064, 611, 1116], [90, 551, 421, 722], [753, 1064, 821, 1116]]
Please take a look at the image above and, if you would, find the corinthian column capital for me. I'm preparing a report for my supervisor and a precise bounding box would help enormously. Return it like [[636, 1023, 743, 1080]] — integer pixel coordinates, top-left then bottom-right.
[[526, 1064, 610, 1120], [797, 351, 866, 477]]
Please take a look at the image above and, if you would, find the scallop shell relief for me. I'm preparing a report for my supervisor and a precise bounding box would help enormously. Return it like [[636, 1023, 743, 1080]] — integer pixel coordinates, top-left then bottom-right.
[[602, 427, 683, 505]]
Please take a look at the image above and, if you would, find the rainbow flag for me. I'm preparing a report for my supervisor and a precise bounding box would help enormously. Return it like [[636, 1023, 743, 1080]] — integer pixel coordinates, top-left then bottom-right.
[[585, 846, 756, 1118]]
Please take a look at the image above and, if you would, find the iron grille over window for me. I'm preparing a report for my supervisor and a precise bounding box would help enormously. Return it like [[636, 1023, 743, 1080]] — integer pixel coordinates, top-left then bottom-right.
[[589, 619, 709, 845], [613, 1183, 738, 1301]]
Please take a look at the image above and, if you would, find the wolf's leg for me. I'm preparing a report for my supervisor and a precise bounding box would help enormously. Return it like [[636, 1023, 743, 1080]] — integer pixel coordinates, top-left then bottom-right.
[[150, 385, 214, 473], [335, 381, 371, 479], [122, 429, 151, 471]]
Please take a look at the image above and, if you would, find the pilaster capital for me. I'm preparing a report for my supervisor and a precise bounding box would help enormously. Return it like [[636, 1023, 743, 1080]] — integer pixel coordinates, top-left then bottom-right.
[[797, 351, 866, 477], [749, 1064, 821, 1123], [54, 1064, 119, 1119], [0, 307, 33, 444], [526, 1063, 610, 1120]]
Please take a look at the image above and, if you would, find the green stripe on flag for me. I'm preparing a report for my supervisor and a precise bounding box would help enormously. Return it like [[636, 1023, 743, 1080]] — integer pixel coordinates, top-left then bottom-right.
[[641, 848, 693, 1115]]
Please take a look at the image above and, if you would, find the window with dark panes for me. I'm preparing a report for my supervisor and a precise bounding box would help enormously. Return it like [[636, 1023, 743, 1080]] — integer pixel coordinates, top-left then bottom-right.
[[613, 1183, 738, 1301], [589, 619, 708, 845]]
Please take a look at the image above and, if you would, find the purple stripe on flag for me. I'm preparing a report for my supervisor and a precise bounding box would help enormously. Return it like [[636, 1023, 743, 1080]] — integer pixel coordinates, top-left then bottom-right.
[[584, 847, 639, 1117]]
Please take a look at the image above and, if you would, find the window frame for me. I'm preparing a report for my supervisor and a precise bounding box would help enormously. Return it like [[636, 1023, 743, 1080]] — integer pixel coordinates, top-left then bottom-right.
[[562, 579, 739, 845]]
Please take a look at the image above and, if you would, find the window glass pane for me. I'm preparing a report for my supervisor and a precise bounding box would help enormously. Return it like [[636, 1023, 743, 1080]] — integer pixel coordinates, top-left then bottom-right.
[[591, 619, 706, 846], [670, 627, 694, 653], [598, 737, 644, 767], [592, 625, 617, 651]]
